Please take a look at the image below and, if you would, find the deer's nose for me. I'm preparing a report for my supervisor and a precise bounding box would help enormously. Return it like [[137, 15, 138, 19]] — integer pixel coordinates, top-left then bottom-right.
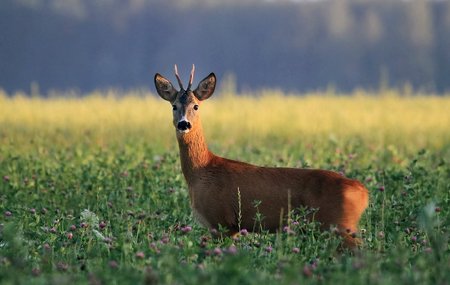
[[177, 120, 192, 131]]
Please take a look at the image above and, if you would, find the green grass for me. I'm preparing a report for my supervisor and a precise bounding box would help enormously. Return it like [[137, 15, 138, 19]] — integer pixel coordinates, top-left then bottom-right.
[[0, 91, 449, 284]]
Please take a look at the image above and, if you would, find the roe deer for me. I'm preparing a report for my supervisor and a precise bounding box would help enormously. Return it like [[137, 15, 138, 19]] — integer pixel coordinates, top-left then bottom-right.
[[154, 65, 369, 249]]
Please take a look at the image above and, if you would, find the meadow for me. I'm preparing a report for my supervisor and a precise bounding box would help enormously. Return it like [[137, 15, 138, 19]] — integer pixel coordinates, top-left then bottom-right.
[[0, 89, 449, 284]]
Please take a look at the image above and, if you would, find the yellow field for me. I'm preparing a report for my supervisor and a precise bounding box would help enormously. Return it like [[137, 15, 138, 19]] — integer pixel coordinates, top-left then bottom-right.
[[1, 90, 449, 152]]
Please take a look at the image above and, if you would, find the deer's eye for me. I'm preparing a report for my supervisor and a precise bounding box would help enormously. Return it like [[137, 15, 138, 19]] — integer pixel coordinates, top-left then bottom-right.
[[193, 105, 199, 111], [172, 105, 177, 111]]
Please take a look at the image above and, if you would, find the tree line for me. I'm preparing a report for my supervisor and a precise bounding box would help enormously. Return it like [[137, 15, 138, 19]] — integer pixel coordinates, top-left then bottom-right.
[[1, 0, 449, 94]]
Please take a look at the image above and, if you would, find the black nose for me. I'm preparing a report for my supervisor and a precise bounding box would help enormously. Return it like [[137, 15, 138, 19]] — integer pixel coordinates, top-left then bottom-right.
[[177, 120, 192, 131]]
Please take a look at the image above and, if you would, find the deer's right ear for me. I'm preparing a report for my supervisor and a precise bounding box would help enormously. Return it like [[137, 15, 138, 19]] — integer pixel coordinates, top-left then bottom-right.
[[154, 73, 178, 102]]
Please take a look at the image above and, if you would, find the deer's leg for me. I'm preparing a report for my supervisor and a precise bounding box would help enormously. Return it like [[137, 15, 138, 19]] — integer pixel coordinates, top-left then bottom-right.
[[337, 184, 369, 250]]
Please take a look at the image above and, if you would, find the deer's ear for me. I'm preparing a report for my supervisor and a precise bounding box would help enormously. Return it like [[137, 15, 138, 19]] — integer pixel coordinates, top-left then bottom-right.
[[154, 73, 178, 102], [194, 73, 216, 101]]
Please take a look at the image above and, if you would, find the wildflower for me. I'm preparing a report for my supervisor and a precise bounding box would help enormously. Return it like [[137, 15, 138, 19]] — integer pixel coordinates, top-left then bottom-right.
[[30, 208, 36, 214], [291, 221, 299, 226], [310, 259, 319, 269], [41, 208, 48, 215], [3, 175, 10, 182], [411, 236, 417, 242], [4, 211, 12, 217], [378, 186, 385, 192], [180, 226, 192, 233], [292, 247, 300, 254], [265, 246, 273, 253], [435, 207, 441, 213], [43, 243, 51, 251], [283, 226, 295, 235], [70, 224, 77, 231], [227, 245, 238, 255], [135, 251, 145, 259], [149, 242, 160, 253], [31, 268, 41, 277], [66, 232, 73, 239], [80, 222, 88, 228], [50, 227, 57, 234], [213, 248, 222, 256], [302, 265, 313, 277], [108, 260, 119, 269], [160, 235, 169, 244], [99, 221, 107, 230], [240, 229, 249, 236]]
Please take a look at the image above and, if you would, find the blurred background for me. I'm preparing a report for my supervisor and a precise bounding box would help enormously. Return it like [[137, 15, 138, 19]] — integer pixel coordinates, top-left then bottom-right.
[[1, 0, 449, 95]]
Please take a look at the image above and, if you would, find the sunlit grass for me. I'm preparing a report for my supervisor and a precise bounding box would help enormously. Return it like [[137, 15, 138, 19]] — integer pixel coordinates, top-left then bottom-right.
[[1, 90, 449, 152]]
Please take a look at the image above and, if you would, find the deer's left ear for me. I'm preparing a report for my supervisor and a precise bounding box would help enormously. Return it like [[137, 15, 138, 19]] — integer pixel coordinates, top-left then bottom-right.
[[194, 73, 216, 101], [154, 73, 178, 102]]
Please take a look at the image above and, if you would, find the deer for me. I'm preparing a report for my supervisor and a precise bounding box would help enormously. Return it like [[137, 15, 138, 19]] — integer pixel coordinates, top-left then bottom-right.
[[154, 65, 369, 249]]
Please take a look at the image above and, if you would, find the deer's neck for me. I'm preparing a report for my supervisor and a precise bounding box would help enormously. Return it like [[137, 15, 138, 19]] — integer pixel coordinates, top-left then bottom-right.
[[176, 121, 213, 183]]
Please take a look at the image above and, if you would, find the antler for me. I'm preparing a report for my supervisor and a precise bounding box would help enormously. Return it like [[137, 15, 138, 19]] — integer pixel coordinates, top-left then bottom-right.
[[174, 64, 195, 91], [187, 64, 195, 91], [174, 64, 184, 90]]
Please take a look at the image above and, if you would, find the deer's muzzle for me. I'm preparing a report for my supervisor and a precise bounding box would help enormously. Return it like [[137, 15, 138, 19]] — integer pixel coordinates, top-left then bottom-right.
[[177, 120, 192, 132]]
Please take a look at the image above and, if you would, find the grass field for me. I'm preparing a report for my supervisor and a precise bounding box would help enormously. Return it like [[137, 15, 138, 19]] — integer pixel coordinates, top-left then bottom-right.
[[0, 90, 449, 284]]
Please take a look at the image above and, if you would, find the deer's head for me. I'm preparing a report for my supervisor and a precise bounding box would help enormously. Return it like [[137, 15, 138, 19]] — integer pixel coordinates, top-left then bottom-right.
[[154, 65, 216, 134]]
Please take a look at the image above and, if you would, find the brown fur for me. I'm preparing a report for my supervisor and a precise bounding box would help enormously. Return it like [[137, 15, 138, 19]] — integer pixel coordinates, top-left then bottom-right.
[[155, 69, 369, 249]]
